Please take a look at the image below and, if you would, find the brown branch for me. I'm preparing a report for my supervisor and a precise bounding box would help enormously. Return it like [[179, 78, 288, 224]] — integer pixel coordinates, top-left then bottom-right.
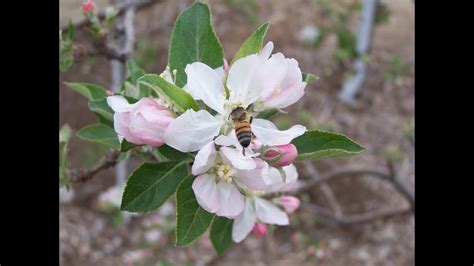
[[303, 203, 412, 225], [302, 161, 343, 217], [60, 0, 163, 32], [293, 165, 390, 194], [68, 149, 120, 183], [387, 161, 415, 210]]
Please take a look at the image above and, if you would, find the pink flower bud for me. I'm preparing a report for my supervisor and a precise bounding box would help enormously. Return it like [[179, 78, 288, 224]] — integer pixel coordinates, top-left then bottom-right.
[[107, 96, 175, 147], [262, 144, 298, 167], [252, 223, 268, 238], [106, 90, 114, 96], [82, 0, 96, 14], [277, 196, 300, 214]]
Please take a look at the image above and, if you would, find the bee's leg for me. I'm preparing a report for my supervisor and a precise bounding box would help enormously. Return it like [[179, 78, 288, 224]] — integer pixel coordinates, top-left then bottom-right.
[[249, 116, 253, 124], [242, 148, 246, 156]]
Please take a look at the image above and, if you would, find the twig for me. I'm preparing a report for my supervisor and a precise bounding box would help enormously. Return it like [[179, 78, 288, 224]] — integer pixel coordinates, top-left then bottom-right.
[[303, 161, 343, 218], [60, 0, 163, 32], [68, 150, 120, 183], [387, 161, 415, 210], [293, 165, 390, 194], [304, 203, 412, 225]]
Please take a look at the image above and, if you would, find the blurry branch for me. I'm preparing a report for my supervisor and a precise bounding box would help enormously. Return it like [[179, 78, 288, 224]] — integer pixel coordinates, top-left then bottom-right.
[[110, 0, 136, 184], [68, 150, 120, 183], [60, 0, 163, 32], [303, 203, 412, 226], [302, 161, 343, 218], [294, 160, 415, 225], [338, 0, 377, 105]]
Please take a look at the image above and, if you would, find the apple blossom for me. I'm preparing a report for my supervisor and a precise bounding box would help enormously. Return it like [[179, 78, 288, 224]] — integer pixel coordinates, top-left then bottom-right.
[[191, 141, 271, 218], [276, 195, 301, 214], [261, 143, 298, 167], [107, 95, 174, 147], [252, 223, 268, 238], [163, 42, 307, 153], [82, 0, 96, 14], [232, 195, 289, 243]]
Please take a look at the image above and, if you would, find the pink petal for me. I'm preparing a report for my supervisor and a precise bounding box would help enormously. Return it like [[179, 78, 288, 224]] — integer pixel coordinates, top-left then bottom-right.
[[192, 174, 220, 214], [220, 147, 257, 170], [192, 141, 216, 176], [215, 182, 245, 218], [236, 159, 270, 190]]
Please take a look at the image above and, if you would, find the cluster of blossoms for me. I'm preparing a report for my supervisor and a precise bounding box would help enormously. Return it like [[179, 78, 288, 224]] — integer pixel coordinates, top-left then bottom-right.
[[107, 42, 306, 242]]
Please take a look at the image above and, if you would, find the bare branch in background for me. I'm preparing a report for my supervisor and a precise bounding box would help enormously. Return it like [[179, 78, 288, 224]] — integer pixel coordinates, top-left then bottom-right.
[[68, 150, 120, 183], [338, 0, 377, 104], [294, 160, 415, 225], [303, 161, 344, 218], [60, 0, 163, 32], [304, 203, 412, 225]]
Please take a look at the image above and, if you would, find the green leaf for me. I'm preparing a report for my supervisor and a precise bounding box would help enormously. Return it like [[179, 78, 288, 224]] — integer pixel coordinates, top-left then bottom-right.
[[120, 139, 138, 152], [138, 74, 200, 112], [126, 59, 146, 85], [176, 175, 215, 246], [210, 217, 233, 255], [64, 82, 107, 100], [59, 33, 74, 73], [121, 161, 189, 213], [77, 123, 120, 149], [155, 145, 192, 161], [104, 6, 119, 30], [256, 108, 279, 119], [168, 2, 224, 87], [60, 124, 72, 188], [67, 19, 76, 40], [292, 130, 366, 160], [302, 72, 319, 83], [88, 99, 114, 121], [231, 22, 269, 65], [59, 124, 72, 143]]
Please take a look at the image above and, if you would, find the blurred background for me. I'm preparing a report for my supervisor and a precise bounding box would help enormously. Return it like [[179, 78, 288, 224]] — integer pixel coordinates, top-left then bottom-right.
[[59, 0, 414, 265]]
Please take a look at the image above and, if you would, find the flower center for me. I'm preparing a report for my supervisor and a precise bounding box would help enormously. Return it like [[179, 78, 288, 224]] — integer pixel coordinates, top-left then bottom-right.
[[246, 189, 265, 197], [215, 164, 237, 183]]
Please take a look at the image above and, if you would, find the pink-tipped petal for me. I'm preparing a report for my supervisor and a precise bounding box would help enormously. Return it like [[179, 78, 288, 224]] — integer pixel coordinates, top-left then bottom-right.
[[192, 142, 217, 176], [192, 174, 220, 214], [215, 182, 245, 218]]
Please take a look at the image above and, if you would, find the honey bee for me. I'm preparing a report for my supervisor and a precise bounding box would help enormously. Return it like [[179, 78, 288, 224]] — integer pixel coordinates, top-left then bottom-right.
[[230, 106, 254, 155]]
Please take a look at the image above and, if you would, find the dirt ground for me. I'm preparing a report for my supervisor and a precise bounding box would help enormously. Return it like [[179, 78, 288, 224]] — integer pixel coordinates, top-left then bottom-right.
[[59, 0, 414, 265]]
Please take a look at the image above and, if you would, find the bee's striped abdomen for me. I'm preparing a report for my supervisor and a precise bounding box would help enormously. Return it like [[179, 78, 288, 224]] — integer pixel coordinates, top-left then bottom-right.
[[235, 121, 252, 148]]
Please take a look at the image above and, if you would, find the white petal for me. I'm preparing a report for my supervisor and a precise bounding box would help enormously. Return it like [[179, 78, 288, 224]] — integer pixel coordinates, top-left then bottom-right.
[[107, 95, 135, 112], [215, 182, 245, 218], [252, 118, 307, 146], [214, 130, 240, 147], [163, 109, 224, 152], [236, 159, 270, 190], [227, 54, 262, 106], [254, 197, 289, 225], [220, 147, 257, 170], [192, 174, 220, 214], [185, 62, 226, 114], [259, 53, 287, 99], [192, 141, 216, 176], [214, 66, 226, 83], [232, 199, 257, 243], [259, 41, 274, 60], [264, 165, 299, 193]]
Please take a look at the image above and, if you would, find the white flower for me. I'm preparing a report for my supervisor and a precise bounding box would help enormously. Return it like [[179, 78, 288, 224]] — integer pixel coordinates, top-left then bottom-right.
[[191, 141, 271, 218], [232, 196, 289, 243], [163, 42, 307, 153]]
